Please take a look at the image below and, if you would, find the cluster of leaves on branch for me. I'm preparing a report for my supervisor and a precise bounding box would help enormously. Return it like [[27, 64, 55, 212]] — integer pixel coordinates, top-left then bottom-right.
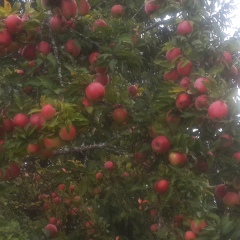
[[1, 0, 240, 239]]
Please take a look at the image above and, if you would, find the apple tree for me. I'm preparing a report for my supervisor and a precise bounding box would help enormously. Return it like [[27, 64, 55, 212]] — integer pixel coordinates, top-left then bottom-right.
[[1, 0, 240, 239]]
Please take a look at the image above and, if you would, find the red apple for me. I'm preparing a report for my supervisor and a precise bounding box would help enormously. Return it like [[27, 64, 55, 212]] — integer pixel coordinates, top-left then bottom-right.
[[85, 82, 105, 102], [169, 152, 188, 166], [208, 100, 228, 120], [190, 220, 207, 234], [49, 217, 57, 225], [111, 5, 125, 18], [177, 60, 193, 76], [82, 97, 91, 107], [8, 162, 21, 179], [195, 95, 208, 110], [13, 113, 29, 128], [60, 0, 78, 20], [95, 66, 108, 74], [230, 65, 238, 77], [36, 41, 51, 56], [112, 108, 127, 123], [214, 184, 227, 201], [27, 143, 40, 154], [194, 77, 209, 93], [180, 77, 190, 90], [145, 0, 160, 15], [2, 118, 14, 132], [64, 39, 81, 58], [16, 69, 24, 75], [29, 113, 45, 129], [166, 48, 181, 62], [49, 14, 68, 32], [173, 215, 183, 227], [58, 183, 66, 191], [163, 69, 179, 81], [223, 51, 232, 64], [128, 85, 138, 97], [95, 74, 110, 86], [41, 104, 56, 120], [233, 152, 240, 162], [185, 231, 196, 240], [150, 223, 158, 232], [176, 93, 191, 110], [53, 197, 62, 204], [223, 192, 239, 207], [78, 0, 91, 16], [89, 52, 99, 64], [4, 15, 23, 35], [220, 134, 233, 148], [22, 45, 37, 60], [154, 179, 169, 194], [96, 172, 103, 180], [166, 110, 181, 125], [92, 19, 108, 31], [59, 125, 76, 141], [104, 161, 115, 170], [44, 224, 58, 238], [44, 137, 62, 149], [151, 135, 171, 153], [177, 20, 193, 36]]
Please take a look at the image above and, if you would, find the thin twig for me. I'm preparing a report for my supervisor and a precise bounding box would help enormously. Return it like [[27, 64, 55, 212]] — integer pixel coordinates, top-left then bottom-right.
[[143, 18, 175, 33], [132, 3, 145, 19]]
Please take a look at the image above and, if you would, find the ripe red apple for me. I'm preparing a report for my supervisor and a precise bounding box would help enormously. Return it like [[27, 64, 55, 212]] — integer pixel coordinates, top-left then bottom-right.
[[151, 135, 171, 153], [21, 45, 37, 60], [150, 223, 158, 232], [53, 197, 62, 204], [44, 137, 62, 149], [0, 30, 12, 49], [194, 77, 209, 93], [16, 69, 24, 75], [49, 14, 68, 32], [95, 74, 110, 86], [208, 100, 228, 120], [59, 125, 76, 141], [96, 172, 103, 180], [85, 82, 105, 102], [176, 93, 191, 110], [44, 224, 58, 238], [177, 60, 193, 76], [233, 152, 240, 162], [166, 110, 181, 125], [41, 104, 56, 120], [27, 143, 40, 154], [223, 51, 232, 64], [89, 52, 99, 64], [104, 161, 115, 170], [216, 177, 227, 193], [29, 113, 45, 129], [195, 95, 208, 110], [177, 20, 193, 36], [36, 41, 51, 56], [230, 65, 238, 77], [128, 85, 138, 97], [163, 69, 179, 81], [64, 39, 81, 58], [78, 0, 91, 16], [2, 118, 14, 132], [145, 0, 160, 15], [49, 217, 57, 225], [4, 15, 23, 35], [111, 5, 125, 18], [223, 192, 239, 207], [191, 220, 207, 234], [60, 0, 78, 20], [185, 231, 196, 240], [180, 77, 190, 90], [82, 97, 91, 107], [112, 108, 127, 124], [13, 113, 29, 128], [168, 152, 188, 166], [220, 134, 233, 147], [154, 179, 169, 194], [8, 162, 21, 179], [92, 19, 108, 31], [121, 171, 130, 178], [58, 183, 66, 191], [166, 48, 181, 62]]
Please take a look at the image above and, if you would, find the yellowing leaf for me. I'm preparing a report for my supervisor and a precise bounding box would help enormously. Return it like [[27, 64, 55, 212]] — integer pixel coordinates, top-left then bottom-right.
[[4, 0, 11, 15]]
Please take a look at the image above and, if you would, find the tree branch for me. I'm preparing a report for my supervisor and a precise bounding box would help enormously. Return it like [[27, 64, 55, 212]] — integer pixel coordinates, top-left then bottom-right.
[[143, 18, 175, 33]]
